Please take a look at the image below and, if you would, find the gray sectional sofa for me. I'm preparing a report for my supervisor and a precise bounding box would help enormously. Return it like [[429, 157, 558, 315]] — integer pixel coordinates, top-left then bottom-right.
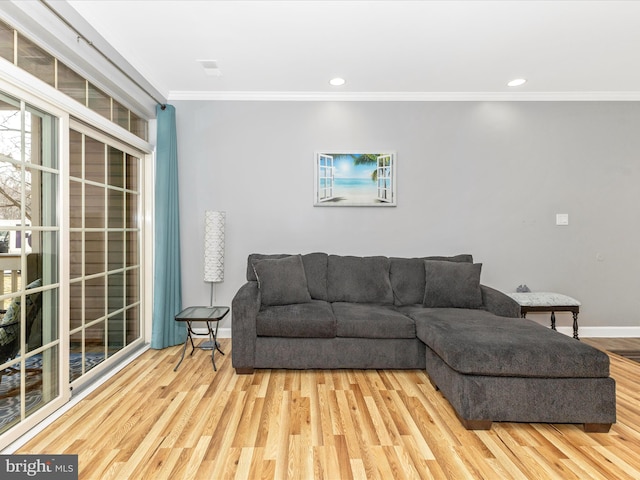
[[231, 253, 616, 431]]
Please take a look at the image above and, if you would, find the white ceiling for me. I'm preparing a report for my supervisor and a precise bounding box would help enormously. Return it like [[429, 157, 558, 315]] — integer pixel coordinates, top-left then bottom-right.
[[65, 0, 640, 101]]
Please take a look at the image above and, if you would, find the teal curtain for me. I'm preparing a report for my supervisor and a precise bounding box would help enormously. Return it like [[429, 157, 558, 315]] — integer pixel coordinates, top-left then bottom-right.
[[151, 104, 186, 349]]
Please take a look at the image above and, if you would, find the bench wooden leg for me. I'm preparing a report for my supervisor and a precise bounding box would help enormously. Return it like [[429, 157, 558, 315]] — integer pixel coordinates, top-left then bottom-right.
[[584, 423, 612, 433], [235, 367, 254, 375]]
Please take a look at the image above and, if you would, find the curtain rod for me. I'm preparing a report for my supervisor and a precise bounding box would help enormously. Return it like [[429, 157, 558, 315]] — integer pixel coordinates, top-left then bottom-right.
[[38, 0, 166, 109]]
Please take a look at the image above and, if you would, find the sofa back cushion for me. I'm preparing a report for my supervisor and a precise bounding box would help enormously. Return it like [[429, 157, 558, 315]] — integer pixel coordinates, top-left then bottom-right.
[[327, 255, 394, 304], [248, 252, 328, 301], [390, 255, 473, 305], [423, 260, 483, 308]]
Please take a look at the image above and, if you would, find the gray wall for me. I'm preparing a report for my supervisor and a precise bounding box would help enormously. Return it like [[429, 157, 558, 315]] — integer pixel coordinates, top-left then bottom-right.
[[173, 100, 640, 333]]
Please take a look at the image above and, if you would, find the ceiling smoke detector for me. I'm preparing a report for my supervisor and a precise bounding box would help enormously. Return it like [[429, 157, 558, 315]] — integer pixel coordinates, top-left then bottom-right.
[[197, 59, 222, 77]]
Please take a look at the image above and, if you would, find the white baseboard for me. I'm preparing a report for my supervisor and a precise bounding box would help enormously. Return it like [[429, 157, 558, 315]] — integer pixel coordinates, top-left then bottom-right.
[[556, 326, 640, 338]]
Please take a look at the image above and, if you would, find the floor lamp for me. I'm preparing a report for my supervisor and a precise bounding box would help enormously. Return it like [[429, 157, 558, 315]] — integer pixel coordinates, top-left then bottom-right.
[[202, 211, 225, 349], [204, 210, 225, 306]]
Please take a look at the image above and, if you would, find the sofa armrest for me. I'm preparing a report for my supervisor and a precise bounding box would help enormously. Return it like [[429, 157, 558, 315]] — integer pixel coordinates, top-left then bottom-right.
[[231, 281, 260, 373], [481, 285, 520, 318]]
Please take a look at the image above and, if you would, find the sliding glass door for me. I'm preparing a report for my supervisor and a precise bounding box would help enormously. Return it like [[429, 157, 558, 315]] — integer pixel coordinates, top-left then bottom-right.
[[0, 85, 147, 445], [68, 124, 142, 386], [0, 90, 63, 434]]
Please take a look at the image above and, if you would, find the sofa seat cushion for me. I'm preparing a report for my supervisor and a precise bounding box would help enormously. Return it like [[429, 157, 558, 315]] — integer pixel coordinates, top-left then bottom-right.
[[333, 302, 415, 339], [256, 300, 336, 338], [411, 308, 610, 378]]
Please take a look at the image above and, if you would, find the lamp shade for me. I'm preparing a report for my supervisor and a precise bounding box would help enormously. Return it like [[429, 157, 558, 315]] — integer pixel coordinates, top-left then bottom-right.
[[204, 211, 225, 282]]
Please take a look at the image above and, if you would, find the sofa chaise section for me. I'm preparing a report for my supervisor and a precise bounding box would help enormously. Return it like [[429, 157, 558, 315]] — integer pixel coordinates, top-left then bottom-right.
[[411, 308, 616, 431]]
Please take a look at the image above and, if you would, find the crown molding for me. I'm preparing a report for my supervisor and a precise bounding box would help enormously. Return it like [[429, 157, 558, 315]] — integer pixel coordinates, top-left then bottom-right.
[[168, 90, 640, 102]]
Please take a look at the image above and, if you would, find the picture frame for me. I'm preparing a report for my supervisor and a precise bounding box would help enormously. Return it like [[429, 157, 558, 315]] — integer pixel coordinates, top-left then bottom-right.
[[314, 152, 396, 207]]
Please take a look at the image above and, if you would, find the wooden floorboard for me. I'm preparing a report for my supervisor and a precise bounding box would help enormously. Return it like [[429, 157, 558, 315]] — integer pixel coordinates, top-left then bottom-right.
[[17, 338, 640, 479]]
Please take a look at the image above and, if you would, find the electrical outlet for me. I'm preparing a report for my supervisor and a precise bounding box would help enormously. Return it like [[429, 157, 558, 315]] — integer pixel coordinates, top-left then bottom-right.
[[556, 213, 569, 226]]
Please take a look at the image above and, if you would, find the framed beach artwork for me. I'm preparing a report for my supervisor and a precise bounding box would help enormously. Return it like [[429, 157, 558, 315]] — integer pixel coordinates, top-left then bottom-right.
[[314, 152, 396, 206]]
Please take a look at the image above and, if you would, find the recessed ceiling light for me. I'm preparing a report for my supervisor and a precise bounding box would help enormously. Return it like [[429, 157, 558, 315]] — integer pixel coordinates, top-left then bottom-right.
[[507, 78, 527, 87], [329, 77, 346, 86]]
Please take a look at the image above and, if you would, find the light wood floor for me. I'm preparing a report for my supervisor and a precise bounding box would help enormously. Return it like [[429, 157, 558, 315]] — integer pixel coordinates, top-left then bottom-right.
[[17, 338, 640, 479]]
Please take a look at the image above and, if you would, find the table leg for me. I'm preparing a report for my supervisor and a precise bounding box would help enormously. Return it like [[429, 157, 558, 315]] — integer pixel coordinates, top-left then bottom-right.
[[187, 322, 197, 356], [550, 311, 556, 330], [205, 320, 225, 371], [214, 320, 225, 356], [208, 323, 217, 371], [174, 334, 190, 371], [572, 312, 580, 340]]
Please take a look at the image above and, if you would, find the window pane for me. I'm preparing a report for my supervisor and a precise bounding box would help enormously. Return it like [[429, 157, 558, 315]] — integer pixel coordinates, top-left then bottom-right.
[[126, 154, 138, 192], [85, 184, 105, 229], [0, 19, 13, 62], [126, 268, 139, 307], [85, 136, 104, 184], [126, 193, 138, 230], [70, 232, 82, 279], [108, 272, 124, 313], [108, 231, 124, 271], [69, 281, 82, 331], [85, 231, 105, 276], [69, 130, 82, 178], [0, 99, 23, 221], [25, 106, 57, 169], [26, 168, 58, 227], [108, 312, 124, 355], [108, 189, 124, 229], [69, 180, 82, 228], [112, 100, 129, 131], [69, 332, 83, 382], [85, 321, 105, 368], [129, 111, 147, 141], [126, 305, 140, 345], [126, 232, 138, 267], [108, 146, 124, 188], [57, 62, 86, 105], [31, 288, 59, 353], [0, 158, 21, 221], [17, 34, 54, 87], [107, 147, 125, 188], [85, 276, 105, 322], [27, 230, 59, 285], [87, 83, 110, 121]]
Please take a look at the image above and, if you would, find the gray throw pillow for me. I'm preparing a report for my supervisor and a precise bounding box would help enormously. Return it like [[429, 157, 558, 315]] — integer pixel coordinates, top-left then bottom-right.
[[253, 255, 312, 306], [423, 260, 483, 308]]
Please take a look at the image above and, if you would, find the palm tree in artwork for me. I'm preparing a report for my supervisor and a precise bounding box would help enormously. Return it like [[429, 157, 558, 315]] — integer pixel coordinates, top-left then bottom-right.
[[350, 153, 379, 181]]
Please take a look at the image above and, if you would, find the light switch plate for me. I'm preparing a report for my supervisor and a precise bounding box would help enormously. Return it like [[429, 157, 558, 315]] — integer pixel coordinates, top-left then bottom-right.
[[556, 213, 569, 226]]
